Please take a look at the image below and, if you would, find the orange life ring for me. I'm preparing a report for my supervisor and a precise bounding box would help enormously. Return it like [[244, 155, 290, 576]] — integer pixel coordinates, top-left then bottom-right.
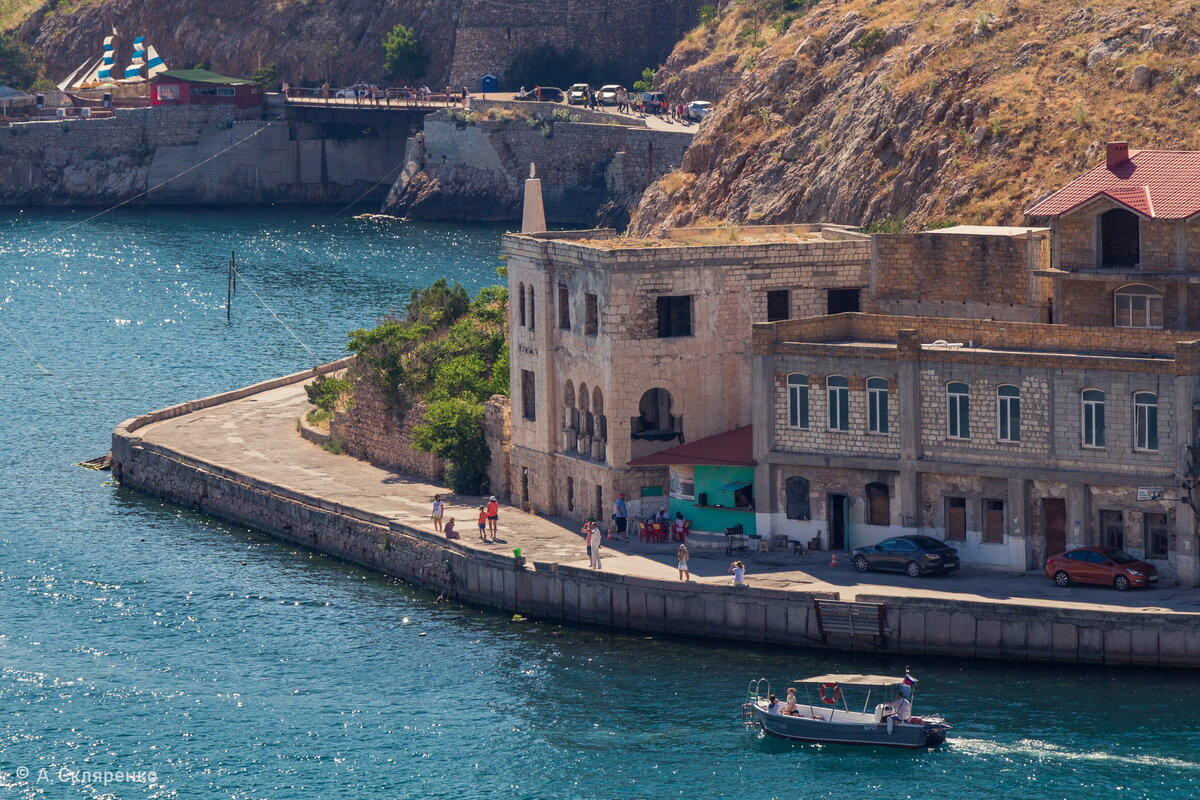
[[819, 683, 842, 706]]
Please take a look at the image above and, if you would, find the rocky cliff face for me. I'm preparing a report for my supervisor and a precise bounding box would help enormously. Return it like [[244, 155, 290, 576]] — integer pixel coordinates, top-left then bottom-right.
[[631, 0, 1200, 233]]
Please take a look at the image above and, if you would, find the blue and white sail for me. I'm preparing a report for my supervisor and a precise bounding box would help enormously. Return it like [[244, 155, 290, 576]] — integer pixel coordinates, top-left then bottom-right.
[[123, 36, 146, 80], [145, 45, 168, 78], [96, 34, 116, 81]]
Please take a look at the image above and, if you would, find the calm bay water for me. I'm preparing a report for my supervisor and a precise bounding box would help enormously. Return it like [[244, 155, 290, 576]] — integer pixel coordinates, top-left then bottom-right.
[[0, 208, 1196, 799]]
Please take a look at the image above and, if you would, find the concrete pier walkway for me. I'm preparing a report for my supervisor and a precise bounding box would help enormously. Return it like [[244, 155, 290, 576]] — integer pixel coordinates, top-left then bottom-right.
[[134, 380, 1200, 617]]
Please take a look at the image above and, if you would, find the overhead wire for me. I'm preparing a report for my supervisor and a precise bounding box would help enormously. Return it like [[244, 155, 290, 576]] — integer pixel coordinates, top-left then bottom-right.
[[229, 263, 324, 366]]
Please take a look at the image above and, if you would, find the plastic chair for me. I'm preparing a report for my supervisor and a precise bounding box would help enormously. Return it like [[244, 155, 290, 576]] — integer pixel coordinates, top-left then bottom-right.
[[650, 521, 666, 543]]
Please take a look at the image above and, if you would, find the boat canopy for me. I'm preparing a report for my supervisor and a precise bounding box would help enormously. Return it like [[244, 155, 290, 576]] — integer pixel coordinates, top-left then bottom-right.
[[797, 674, 904, 686]]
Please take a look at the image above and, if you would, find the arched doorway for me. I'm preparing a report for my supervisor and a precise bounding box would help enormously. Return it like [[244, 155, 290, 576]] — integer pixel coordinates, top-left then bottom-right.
[[1100, 208, 1139, 267], [632, 388, 678, 441]]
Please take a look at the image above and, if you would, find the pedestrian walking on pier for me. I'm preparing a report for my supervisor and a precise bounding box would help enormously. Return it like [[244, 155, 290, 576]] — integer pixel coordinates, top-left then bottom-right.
[[486, 496, 499, 537], [589, 523, 603, 570], [431, 494, 445, 533], [477, 505, 489, 542], [677, 544, 690, 581], [612, 492, 628, 539]]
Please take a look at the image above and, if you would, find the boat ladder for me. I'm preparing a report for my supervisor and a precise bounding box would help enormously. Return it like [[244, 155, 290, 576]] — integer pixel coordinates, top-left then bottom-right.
[[741, 678, 769, 728]]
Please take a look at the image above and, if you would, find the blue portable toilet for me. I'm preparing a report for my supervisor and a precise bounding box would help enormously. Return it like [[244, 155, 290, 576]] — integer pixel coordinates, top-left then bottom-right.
[[481, 74, 497, 93]]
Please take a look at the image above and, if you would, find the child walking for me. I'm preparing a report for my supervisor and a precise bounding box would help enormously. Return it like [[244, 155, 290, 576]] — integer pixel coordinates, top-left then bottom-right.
[[477, 505, 489, 542]]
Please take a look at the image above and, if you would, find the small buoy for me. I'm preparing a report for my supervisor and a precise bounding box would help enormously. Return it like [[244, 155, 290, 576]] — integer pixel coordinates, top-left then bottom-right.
[[512, 614, 527, 622], [418, 632, 427, 637], [830, 552, 839, 568]]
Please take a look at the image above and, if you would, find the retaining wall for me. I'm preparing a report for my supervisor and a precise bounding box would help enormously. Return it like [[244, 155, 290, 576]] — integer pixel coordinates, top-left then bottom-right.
[[111, 366, 1200, 669]]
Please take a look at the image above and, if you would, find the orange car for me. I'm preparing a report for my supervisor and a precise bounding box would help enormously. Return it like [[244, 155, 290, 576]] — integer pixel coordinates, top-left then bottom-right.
[[1044, 546, 1158, 591]]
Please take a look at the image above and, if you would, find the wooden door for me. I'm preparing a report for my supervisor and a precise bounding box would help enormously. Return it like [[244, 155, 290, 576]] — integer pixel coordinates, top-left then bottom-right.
[[1043, 498, 1066, 559], [828, 494, 847, 550], [945, 497, 966, 541]]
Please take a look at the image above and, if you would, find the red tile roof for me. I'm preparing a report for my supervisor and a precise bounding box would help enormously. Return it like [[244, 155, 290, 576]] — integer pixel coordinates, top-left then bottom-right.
[[1025, 150, 1200, 219], [627, 425, 755, 467]]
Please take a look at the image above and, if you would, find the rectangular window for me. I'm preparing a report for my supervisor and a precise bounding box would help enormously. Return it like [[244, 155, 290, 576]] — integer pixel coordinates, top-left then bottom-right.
[[867, 378, 889, 433], [656, 295, 692, 338], [1115, 292, 1163, 329], [521, 370, 536, 421], [584, 293, 598, 336], [983, 499, 1005, 543], [766, 290, 790, 322], [998, 387, 1020, 443], [947, 384, 971, 439], [518, 286, 527, 327], [157, 84, 180, 100], [827, 288, 861, 314], [1099, 509, 1124, 548], [558, 285, 570, 330], [1082, 391, 1106, 448], [566, 476, 575, 512], [827, 378, 849, 431], [945, 497, 966, 541], [216, 87, 236, 97], [787, 375, 809, 429], [1134, 393, 1159, 451], [1144, 512, 1169, 559], [528, 291, 535, 331]]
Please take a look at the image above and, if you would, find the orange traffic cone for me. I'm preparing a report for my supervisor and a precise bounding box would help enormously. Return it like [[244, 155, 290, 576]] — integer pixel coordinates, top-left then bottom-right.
[[830, 551, 839, 568]]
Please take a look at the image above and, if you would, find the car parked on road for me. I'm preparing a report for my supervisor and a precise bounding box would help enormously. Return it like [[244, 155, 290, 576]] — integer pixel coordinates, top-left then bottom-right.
[[567, 83, 591, 105], [639, 91, 667, 113], [514, 86, 564, 103], [598, 84, 624, 105], [687, 100, 713, 120], [851, 535, 960, 577], [1044, 546, 1157, 590]]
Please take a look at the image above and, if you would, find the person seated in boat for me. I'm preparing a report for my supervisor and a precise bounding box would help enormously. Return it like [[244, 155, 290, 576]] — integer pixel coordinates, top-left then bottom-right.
[[765, 694, 784, 716], [891, 690, 912, 722], [783, 687, 801, 716]]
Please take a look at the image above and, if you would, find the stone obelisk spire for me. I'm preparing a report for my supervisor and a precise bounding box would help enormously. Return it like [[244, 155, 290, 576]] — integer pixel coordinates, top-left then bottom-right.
[[521, 163, 546, 233]]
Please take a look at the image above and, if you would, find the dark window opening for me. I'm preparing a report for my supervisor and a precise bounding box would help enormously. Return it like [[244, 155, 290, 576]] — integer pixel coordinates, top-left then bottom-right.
[[521, 467, 529, 504], [766, 290, 790, 322], [827, 288, 861, 315], [558, 285, 570, 330], [518, 284, 526, 327], [866, 482, 890, 526], [528, 290, 535, 331], [521, 370, 536, 421], [785, 476, 810, 520], [584, 293, 599, 335], [632, 388, 678, 441], [595, 485, 603, 521], [1100, 208, 1140, 267], [1145, 512, 1169, 559], [566, 476, 575, 512], [945, 496, 966, 541], [983, 499, 1004, 543], [1099, 509, 1124, 548], [656, 295, 692, 338]]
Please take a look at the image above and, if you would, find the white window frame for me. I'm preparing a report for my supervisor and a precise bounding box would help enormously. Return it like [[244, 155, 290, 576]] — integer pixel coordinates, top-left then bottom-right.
[[827, 375, 849, 432], [947, 382, 971, 440], [1114, 285, 1163, 329], [997, 385, 1020, 443], [1082, 389, 1106, 448], [786, 373, 809, 429], [1134, 391, 1159, 452], [866, 377, 889, 434]]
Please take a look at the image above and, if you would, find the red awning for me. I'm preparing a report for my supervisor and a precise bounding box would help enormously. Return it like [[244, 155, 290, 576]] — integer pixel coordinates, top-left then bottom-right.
[[627, 425, 755, 467]]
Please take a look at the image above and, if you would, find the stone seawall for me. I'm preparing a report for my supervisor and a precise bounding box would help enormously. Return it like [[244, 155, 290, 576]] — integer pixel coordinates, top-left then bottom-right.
[[0, 105, 407, 206], [386, 107, 693, 225], [111, 368, 1200, 669]]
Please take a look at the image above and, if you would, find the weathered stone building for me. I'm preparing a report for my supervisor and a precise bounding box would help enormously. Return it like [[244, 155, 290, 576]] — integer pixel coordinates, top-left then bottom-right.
[[750, 314, 1199, 585], [503, 225, 870, 520]]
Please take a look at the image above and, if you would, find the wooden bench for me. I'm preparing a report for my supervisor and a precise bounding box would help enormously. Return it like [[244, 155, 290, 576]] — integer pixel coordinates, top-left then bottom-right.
[[813, 600, 888, 647]]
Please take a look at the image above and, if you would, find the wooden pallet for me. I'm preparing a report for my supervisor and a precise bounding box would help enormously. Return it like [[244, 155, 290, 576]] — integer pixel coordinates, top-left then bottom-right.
[[813, 600, 888, 647]]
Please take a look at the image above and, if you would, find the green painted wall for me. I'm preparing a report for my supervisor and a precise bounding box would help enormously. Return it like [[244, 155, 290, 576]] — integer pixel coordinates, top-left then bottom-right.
[[669, 465, 756, 535]]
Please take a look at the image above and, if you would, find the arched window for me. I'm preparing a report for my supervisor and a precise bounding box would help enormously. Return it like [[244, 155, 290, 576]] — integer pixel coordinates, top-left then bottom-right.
[[997, 385, 1020, 443], [827, 375, 849, 431], [1082, 389, 1106, 448], [866, 482, 890, 526], [528, 290, 535, 331], [1100, 208, 1140, 267], [867, 377, 889, 434], [518, 283, 526, 327], [563, 380, 577, 432], [1134, 391, 1158, 451], [632, 388, 678, 440], [579, 383, 593, 437], [787, 374, 809, 429], [947, 382, 971, 439], [785, 476, 810, 520], [1114, 284, 1163, 329]]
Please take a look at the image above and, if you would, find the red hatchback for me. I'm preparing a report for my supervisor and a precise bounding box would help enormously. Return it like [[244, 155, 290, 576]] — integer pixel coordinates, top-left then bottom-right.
[[1045, 546, 1158, 591]]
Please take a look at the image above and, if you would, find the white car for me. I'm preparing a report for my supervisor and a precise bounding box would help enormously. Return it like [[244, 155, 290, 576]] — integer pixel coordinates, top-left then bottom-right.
[[687, 100, 713, 121], [598, 84, 624, 105], [567, 83, 591, 105]]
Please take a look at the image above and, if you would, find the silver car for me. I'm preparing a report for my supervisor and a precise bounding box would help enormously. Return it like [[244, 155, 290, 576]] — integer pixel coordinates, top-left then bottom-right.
[[598, 84, 624, 105], [567, 83, 591, 105]]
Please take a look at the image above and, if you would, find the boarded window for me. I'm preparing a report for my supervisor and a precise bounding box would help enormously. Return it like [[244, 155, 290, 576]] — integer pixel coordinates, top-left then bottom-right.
[[983, 499, 1004, 543], [656, 295, 692, 337], [866, 482, 890, 526], [584, 293, 599, 335], [521, 370, 536, 421], [945, 496, 966, 541], [785, 476, 811, 520], [1099, 509, 1124, 548], [766, 290, 790, 322]]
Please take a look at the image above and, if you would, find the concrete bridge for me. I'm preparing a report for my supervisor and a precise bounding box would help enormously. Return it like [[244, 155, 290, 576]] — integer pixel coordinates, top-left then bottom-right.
[[280, 94, 462, 130]]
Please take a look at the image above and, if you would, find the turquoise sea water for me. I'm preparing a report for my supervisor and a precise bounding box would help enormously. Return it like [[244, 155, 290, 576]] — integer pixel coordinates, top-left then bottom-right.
[[0, 208, 1197, 800]]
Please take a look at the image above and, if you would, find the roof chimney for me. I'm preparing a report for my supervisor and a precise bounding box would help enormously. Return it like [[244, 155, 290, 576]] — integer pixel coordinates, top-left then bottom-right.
[[1106, 141, 1130, 169]]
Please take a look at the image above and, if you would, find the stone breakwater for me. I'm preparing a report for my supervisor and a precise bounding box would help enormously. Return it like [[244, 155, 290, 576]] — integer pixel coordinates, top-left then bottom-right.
[[0, 105, 406, 206], [112, 366, 1200, 668]]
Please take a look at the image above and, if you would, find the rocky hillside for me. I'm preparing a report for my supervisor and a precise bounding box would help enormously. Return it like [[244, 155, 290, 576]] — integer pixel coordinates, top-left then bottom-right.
[[631, 0, 1200, 233]]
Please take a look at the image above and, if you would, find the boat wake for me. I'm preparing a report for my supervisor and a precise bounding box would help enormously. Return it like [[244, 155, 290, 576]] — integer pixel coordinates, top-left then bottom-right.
[[951, 737, 1200, 770]]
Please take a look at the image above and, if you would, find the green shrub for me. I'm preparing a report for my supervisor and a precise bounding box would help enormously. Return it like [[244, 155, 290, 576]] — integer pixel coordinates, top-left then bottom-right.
[[851, 27, 887, 53], [322, 437, 346, 455], [632, 67, 656, 93], [698, 4, 718, 27], [250, 63, 280, 90], [412, 398, 490, 493], [383, 24, 429, 81], [305, 372, 352, 411]]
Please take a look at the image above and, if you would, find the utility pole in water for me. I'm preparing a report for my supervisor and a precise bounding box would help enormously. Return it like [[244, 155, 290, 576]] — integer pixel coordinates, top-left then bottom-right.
[[226, 251, 236, 320]]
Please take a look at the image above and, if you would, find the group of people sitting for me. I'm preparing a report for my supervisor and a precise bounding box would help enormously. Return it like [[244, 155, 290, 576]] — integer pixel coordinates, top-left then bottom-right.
[[764, 688, 912, 722]]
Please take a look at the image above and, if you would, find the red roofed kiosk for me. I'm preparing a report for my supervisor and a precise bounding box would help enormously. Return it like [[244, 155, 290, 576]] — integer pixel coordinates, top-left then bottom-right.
[[151, 69, 263, 109]]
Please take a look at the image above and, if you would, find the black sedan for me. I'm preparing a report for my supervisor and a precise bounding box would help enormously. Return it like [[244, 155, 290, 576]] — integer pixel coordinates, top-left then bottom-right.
[[851, 535, 960, 577]]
